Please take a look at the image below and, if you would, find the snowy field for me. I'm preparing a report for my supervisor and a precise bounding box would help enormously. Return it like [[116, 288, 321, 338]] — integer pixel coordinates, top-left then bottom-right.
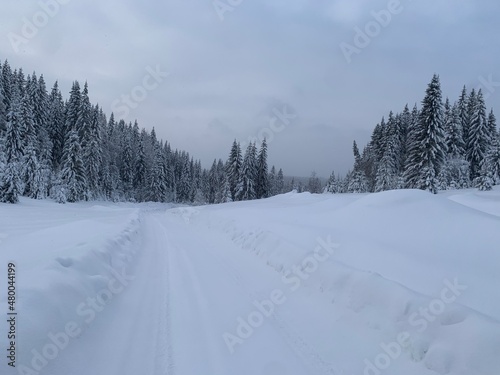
[[0, 188, 499, 375]]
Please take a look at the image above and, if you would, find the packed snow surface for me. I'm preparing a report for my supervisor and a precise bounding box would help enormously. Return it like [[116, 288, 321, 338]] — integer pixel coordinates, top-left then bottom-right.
[[0, 188, 499, 375]]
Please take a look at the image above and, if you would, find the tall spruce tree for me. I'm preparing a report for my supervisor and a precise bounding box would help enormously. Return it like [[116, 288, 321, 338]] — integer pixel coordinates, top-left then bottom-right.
[[84, 106, 103, 199], [276, 168, 284, 194], [236, 142, 258, 200], [467, 89, 490, 180], [404, 75, 446, 193], [149, 144, 167, 202], [65, 81, 81, 134], [0, 87, 22, 203], [48, 81, 66, 169], [60, 130, 86, 202], [256, 138, 269, 199], [227, 140, 242, 201]]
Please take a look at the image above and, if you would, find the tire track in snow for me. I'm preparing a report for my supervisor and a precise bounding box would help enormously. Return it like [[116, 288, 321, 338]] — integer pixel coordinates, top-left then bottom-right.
[[200, 237, 340, 375], [159, 219, 229, 374], [151, 216, 175, 375]]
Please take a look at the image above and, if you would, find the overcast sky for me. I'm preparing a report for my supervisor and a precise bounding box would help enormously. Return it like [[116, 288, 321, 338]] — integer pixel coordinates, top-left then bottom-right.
[[1, 0, 499, 177]]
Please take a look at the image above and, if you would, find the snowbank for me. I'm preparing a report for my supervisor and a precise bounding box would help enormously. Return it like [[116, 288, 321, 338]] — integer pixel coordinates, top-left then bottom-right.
[[184, 188, 500, 374], [0, 199, 143, 373]]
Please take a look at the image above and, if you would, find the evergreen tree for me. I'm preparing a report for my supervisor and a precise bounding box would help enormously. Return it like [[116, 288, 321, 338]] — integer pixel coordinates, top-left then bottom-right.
[[352, 140, 361, 167], [397, 105, 411, 173], [467, 89, 490, 179], [134, 132, 147, 200], [256, 138, 269, 199], [27, 73, 51, 164], [475, 158, 494, 191], [236, 143, 258, 200], [149, 145, 167, 202], [325, 171, 337, 193], [404, 75, 446, 193], [440, 101, 469, 190], [349, 135, 370, 193], [65, 81, 81, 134], [0, 162, 21, 203], [21, 144, 44, 199], [444, 100, 465, 158], [60, 130, 86, 202], [489, 134, 500, 185], [375, 132, 399, 192], [84, 106, 103, 199], [120, 133, 134, 198], [347, 170, 369, 193], [0, 90, 23, 203], [268, 165, 277, 196], [0, 76, 6, 134], [15, 69, 26, 99], [214, 159, 228, 203], [276, 168, 284, 194], [457, 86, 469, 150], [207, 159, 218, 204], [177, 156, 192, 203], [307, 171, 322, 193], [77, 82, 92, 144], [20, 91, 37, 153], [48, 81, 66, 169], [1, 60, 13, 112], [227, 140, 242, 201], [487, 110, 497, 148], [3, 87, 22, 164]]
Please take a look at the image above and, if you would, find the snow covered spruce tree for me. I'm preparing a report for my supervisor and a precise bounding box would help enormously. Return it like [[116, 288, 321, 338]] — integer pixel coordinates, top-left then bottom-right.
[[226, 140, 242, 201], [276, 168, 285, 194], [0, 86, 23, 203], [404, 74, 447, 194], [489, 131, 500, 185], [236, 142, 258, 201], [347, 140, 369, 193], [374, 113, 403, 192], [268, 165, 277, 195], [325, 171, 343, 193], [47, 81, 66, 169], [177, 154, 192, 203], [466, 89, 491, 181], [439, 99, 470, 189], [375, 133, 399, 191], [307, 171, 322, 193], [474, 109, 499, 190], [256, 138, 269, 199], [60, 130, 86, 202], [149, 143, 168, 202], [83, 106, 103, 200]]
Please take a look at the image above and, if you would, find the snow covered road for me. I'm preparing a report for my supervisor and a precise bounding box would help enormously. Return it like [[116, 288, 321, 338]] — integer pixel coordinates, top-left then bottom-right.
[[144, 212, 337, 375]]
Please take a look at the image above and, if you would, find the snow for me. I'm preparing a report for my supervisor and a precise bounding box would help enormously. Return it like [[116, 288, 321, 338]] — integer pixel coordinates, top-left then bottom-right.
[[0, 188, 499, 375]]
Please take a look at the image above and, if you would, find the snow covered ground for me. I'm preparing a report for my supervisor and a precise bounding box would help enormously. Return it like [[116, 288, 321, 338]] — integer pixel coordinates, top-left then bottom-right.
[[0, 188, 499, 375]]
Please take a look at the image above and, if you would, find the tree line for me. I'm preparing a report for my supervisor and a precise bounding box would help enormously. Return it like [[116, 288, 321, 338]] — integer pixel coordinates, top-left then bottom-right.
[[0, 60, 288, 204], [1, 62, 498, 205], [326, 75, 500, 194]]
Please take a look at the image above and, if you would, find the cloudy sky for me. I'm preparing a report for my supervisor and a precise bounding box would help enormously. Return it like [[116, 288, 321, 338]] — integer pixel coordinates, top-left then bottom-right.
[[1, 0, 499, 177]]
